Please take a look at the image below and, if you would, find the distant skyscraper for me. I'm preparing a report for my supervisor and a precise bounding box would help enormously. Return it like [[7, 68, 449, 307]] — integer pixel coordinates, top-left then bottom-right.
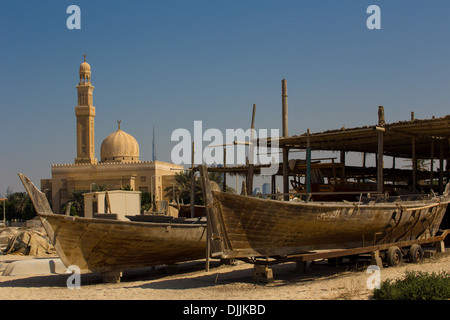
[[6, 186, 14, 196], [262, 183, 270, 195], [152, 124, 157, 161]]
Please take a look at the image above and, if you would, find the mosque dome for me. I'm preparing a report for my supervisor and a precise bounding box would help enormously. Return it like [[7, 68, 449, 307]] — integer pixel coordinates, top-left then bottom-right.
[[100, 121, 140, 162]]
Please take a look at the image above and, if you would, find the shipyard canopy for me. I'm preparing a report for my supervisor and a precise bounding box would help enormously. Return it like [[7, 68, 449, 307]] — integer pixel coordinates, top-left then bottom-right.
[[268, 115, 450, 159]]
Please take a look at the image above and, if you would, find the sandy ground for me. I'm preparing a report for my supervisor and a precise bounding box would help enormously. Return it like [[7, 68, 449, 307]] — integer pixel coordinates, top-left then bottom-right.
[[0, 250, 448, 301]]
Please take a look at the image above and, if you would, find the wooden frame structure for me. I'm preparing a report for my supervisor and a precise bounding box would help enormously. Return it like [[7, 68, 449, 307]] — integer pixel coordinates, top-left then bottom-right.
[[267, 112, 450, 194]]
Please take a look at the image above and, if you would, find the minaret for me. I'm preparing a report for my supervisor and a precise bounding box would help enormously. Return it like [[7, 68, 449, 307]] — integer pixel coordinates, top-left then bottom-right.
[[75, 55, 97, 164]]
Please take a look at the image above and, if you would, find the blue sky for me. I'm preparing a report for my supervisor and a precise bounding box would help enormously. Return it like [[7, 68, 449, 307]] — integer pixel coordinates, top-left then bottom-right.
[[1, 1, 450, 193]]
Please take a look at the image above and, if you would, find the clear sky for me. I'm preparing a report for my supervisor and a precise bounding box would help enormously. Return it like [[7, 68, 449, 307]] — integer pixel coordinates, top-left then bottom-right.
[[1, 1, 449, 193]]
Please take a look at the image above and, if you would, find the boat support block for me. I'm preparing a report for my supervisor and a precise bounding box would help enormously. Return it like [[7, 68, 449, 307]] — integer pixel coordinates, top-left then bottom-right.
[[252, 265, 274, 284], [100, 270, 122, 284], [370, 250, 383, 269]]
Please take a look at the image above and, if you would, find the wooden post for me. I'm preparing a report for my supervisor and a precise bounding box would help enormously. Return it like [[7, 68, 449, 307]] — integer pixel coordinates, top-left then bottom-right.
[[223, 147, 227, 192], [283, 148, 289, 201], [439, 139, 444, 194], [362, 152, 367, 184], [206, 222, 210, 272], [247, 104, 256, 195], [411, 112, 417, 192], [241, 179, 248, 196], [412, 137, 417, 192], [340, 151, 346, 180], [199, 165, 225, 271], [282, 79, 289, 201], [392, 156, 396, 186], [430, 139, 434, 190], [377, 133, 384, 193], [306, 129, 311, 194], [271, 174, 276, 200], [190, 142, 195, 218], [377, 106, 385, 194]]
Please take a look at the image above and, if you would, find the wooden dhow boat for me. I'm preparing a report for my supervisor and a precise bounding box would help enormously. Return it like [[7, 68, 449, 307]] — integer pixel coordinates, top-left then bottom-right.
[[198, 165, 450, 260], [18, 173, 207, 280]]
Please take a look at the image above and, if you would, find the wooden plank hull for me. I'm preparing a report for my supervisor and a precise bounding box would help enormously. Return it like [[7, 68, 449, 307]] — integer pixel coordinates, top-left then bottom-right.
[[18, 173, 207, 273], [38, 213, 207, 273], [208, 183, 450, 259], [213, 192, 449, 258]]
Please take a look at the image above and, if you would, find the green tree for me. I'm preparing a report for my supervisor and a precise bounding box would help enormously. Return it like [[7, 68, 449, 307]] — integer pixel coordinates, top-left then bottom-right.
[[207, 171, 235, 193], [63, 190, 88, 216], [165, 171, 202, 205], [165, 170, 235, 205], [92, 184, 107, 192], [5, 192, 36, 221], [141, 191, 153, 212]]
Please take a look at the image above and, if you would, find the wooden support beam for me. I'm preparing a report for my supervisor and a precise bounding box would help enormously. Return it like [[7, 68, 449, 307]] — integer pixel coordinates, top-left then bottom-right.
[[283, 148, 289, 201], [247, 104, 256, 194], [198, 165, 225, 271], [412, 136, 417, 192], [340, 151, 346, 180], [190, 142, 195, 218], [377, 106, 385, 193], [377, 133, 384, 193], [282, 79, 289, 201], [271, 174, 276, 200], [222, 147, 227, 192], [439, 139, 444, 194], [430, 139, 434, 189], [392, 156, 396, 186], [306, 129, 311, 193], [410, 111, 417, 192], [361, 152, 367, 184]]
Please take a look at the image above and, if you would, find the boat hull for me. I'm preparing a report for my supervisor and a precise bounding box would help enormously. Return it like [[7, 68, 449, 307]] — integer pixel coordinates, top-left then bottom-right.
[[39, 213, 207, 273], [198, 165, 450, 259], [213, 192, 449, 259], [18, 173, 207, 273]]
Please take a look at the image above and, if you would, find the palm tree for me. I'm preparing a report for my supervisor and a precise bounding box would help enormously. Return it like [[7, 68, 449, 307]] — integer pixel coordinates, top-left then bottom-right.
[[207, 171, 235, 193], [165, 170, 235, 205], [5, 192, 36, 221], [92, 184, 107, 192], [141, 191, 153, 212], [63, 190, 88, 216], [166, 171, 203, 205]]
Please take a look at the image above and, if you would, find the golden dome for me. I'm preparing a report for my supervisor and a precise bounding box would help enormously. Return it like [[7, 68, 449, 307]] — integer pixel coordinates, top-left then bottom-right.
[[100, 122, 140, 162], [79, 61, 91, 74], [79, 55, 91, 84], [79, 54, 91, 74]]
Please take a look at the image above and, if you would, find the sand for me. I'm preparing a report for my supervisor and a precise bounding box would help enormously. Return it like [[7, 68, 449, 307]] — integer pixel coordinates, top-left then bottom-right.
[[0, 251, 448, 301]]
